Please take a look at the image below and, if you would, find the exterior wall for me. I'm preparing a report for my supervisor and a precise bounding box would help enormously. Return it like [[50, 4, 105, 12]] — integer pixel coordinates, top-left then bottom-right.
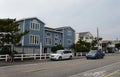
[[63, 28, 75, 48], [44, 31, 62, 47], [75, 33, 79, 43], [17, 21, 24, 45], [53, 32, 63, 46], [17, 18, 45, 47], [83, 33, 93, 43], [79, 32, 93, 43], [44, 30, 63, 53], [17, 18, 75, 53]]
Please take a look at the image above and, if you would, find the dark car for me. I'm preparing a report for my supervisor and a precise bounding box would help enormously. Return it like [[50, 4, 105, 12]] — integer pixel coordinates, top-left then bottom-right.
[[86, 50, 105, 59]]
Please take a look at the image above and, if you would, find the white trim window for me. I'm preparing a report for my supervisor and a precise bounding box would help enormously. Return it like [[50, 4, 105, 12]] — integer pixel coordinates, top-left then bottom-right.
[[29, 35, 40, 45], [67, 30, 72, 36], [30, 21, 40, 30], [45, 32, 52, 45], [46, 38, 52, 45], [54, 34, 59, 46], [59, 40, 62, 45], [67, 39, 72, 45]]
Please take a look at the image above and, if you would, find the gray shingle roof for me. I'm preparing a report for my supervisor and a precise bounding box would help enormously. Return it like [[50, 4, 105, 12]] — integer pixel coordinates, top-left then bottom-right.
[[16, 17, 45, 24]]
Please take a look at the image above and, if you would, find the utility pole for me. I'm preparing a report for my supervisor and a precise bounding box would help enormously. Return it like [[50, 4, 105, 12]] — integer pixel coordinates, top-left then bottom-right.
[[97, 27, 99, 47], [97, 27, 99, 40], [97, 27, 102, 50]]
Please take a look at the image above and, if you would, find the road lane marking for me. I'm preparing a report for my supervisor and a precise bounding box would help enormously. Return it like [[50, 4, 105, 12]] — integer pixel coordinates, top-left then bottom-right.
[[25, 60, 91, 73], [104, 70, 120, 77], [0, 59, 91, 77], [0, 59, 108, 76], [69, 62, 120, 77]]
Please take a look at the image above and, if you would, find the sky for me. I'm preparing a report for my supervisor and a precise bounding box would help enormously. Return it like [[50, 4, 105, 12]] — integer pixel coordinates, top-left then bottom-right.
[[0, 0, 120, 40]]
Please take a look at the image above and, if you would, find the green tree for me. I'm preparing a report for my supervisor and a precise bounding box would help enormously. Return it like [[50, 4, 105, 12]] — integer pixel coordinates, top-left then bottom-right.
[[91, 37, 102, 49], [0, 18, 29, 46], [51, 45, 64, 53], [71, 39, 91, 52]]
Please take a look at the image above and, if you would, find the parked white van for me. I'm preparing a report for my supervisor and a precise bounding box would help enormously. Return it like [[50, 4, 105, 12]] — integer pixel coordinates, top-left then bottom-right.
[[49, 50, 73, 60]]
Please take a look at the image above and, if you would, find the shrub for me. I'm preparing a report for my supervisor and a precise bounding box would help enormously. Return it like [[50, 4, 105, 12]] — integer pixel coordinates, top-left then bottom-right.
[[0, 46, 20, 55], [51, 45, 64, 53]]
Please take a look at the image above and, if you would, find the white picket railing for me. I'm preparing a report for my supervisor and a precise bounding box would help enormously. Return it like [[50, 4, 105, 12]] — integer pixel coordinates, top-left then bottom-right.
[[0, 53, 50, 62], [0, 52, 85, 62], [0, 54, 8, 62]]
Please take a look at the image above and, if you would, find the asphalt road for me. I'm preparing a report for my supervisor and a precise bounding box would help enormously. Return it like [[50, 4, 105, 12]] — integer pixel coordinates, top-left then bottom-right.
[[0, 54, 120, 77]]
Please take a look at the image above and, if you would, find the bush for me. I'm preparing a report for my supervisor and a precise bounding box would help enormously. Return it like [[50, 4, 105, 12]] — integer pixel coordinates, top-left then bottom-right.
[[0, 46, 20, 55], [71, 40, 91, 52], [91, 47, 98, 50], [51, 45, 64, 53]]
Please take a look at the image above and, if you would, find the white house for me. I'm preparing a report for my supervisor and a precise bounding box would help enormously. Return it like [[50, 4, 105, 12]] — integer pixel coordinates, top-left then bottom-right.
[[75, 32, 93, 43]]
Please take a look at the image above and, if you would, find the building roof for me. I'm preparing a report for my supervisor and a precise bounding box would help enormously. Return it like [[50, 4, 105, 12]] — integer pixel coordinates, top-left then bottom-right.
[[79, 32, 93, 37], [102, 40, 111, 43], [16, 17, 45, 25], [55, 26, 75, 32], [45, 27, 63, 33]]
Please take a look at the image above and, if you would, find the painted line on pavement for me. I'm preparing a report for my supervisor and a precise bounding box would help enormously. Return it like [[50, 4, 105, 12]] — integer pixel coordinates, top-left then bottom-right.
[[25, 60, 91, 73], [104, 70, 120, 77], [0, 59, 90, 77], [69, 61, 120, 77]]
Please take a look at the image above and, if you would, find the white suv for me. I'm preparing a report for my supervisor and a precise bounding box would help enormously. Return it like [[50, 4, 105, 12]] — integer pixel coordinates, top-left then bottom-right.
[[50, 50, 73, 60]]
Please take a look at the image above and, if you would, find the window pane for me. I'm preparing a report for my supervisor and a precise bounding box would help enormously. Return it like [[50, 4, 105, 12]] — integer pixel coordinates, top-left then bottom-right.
[[29, 35, 39, 45]]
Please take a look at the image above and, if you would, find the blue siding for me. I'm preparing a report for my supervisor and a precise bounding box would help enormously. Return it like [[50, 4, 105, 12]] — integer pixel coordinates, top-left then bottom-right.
[[17, 17, 75, 52], [63, 28, 75, 48], [44, 31, 62, 48], [17, 18, 45, 47]]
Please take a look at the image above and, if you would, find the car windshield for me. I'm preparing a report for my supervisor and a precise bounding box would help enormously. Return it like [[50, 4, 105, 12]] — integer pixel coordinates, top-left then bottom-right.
[[55, 50, 63, 54], [88, 50, 97, 55]]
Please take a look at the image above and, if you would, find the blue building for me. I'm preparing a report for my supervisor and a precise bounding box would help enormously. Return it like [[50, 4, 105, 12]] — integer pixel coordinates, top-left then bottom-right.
[[17, 17, 75, 53]]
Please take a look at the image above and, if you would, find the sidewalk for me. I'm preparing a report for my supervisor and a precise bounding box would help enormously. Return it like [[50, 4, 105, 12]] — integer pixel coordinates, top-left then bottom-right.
[[0, 59, 49, 67], [0, 56, 85, 67]]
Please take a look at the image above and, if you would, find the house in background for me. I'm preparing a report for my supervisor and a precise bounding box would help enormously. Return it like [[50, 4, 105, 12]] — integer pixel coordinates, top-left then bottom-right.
[[75, 32, 93, 43], [17, 17, 75, 53], [102, 40, 116, 53]]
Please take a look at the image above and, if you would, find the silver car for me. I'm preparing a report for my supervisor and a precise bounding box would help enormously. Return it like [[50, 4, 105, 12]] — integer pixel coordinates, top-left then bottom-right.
[[50, 50, 73, 60]]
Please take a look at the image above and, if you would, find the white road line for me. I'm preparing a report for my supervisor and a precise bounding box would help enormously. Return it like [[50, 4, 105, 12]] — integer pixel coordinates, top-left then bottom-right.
[[69, 61, 120, 77]]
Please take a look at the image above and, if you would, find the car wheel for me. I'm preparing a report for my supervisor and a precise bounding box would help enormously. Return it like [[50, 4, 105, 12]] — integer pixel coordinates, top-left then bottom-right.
[[69, 56, 72, 60], [50, 59, 53, 61], [101, 56, 104, 59], [95, 56, 98, 59], [86, 57, 89, 59], [58, 56, 62, 61]]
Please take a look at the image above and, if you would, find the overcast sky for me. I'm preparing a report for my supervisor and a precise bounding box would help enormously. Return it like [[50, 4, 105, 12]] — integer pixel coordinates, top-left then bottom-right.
[[0, 0, 120, 40]]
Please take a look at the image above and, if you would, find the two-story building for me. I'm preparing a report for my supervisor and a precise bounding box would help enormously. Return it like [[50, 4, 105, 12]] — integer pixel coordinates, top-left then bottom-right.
[[75, 32, 93, 43], [17, 17, 75, 53]]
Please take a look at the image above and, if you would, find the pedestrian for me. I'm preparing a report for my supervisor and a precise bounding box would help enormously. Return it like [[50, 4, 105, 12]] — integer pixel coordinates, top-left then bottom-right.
[[8, 47, 14, 62]]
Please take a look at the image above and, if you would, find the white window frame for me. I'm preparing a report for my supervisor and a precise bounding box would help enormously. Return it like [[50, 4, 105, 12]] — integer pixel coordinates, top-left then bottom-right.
[[54, 34, 59, 46], [46, 32, 51, 37], [67, 30, 72, 36], [45, 37, 52, 45], [45, 32, 52, 45], [30, 21, 40, 31], [29, 35, 40, 45]]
